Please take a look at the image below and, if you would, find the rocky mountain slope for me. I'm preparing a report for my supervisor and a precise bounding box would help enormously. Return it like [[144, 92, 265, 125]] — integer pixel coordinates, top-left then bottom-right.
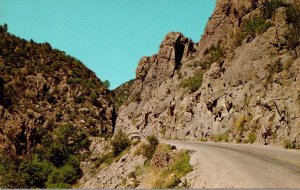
[[0, 26, 115, 155], [116, 0, 300, 147], [0, 25, 116, 188], [1, 0, 300, 188]]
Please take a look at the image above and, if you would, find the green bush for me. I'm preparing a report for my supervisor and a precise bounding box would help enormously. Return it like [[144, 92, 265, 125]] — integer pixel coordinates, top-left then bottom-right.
[[64, 155, 82, 178], [46, 156, 81, 186], [210, 133, 228, 142], [51, 62, 62, 71], [66, 77, 82, 84], [103, 80, 110, 89], [205, 42, 225, 63], [248, 132, 257, 144], [111, 130, 130, 156], [199, 137, 207, 142], [46, 183, 71, 189], [94, 152, 115, 168], [0, 150, 82, 188], [87, 81, 96, 89], [236, 137, 242, 144], [222, 133, 229, 142], [75, 95, 84, 103], [51, 165, 77, 184], [154, 151, 193, 188], [0, 152, 25, 188], [286, 4, 300, 25], [54, 123, 91, 155], [285, 4, 300, 51], [243, 17, 272, 38], [180, 70, 204, 93], [142, 135, 159, 160], [283, 139, 295, 149], [18, 155, 54, 188], [90, 91, 97, 101], [263, 0, 286, 19], [47, 143, 69, 167], [170, 151, 193, 177]]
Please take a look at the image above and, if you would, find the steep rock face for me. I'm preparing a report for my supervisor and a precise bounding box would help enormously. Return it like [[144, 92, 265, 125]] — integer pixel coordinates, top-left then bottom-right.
[[0, 29, 115, 155], [116, 32, 198, 135], [116, 0, 300, 146]]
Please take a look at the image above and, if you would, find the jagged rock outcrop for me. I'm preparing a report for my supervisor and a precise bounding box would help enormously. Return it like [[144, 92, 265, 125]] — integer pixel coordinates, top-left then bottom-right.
[[116, 0, 300, 147], [0, 28, 115, 156]]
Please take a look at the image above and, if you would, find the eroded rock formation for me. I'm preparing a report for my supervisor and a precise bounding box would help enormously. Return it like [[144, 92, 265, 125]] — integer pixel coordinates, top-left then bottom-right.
[[116, 0, 300, 146]]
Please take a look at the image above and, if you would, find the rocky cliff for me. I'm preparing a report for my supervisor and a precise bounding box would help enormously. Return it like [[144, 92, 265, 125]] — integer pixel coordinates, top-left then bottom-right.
[[0, 26, 115, 156], [116, 0, 300, 147]]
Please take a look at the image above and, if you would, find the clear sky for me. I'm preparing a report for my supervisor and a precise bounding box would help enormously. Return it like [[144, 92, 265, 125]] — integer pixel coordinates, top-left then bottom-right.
[[0, 0, 216, 89]]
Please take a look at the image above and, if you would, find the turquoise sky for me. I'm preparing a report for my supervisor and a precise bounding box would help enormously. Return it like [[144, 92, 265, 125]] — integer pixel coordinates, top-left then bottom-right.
[[0, 0, 216, 89]]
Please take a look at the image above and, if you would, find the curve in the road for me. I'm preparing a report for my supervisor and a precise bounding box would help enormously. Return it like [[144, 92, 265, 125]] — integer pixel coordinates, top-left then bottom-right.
[[163, 140, 300, 188]]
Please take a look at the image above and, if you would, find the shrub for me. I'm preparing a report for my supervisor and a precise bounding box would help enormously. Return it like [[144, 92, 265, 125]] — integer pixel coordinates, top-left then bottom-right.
[[94, 152, 115, 168], [51, 62, 62, 71], [243, 17, 272, 38], [47, 143, 69, 167], [90, 91, 97, 101], [236, 137, 242, 144], [141, 135, 159, 160], [283, 139, 295, 149], [18, 155, 54, 188], [199, 137, 207, 142], [180, 70, 204, 92], [0, 23, 8, 34], [46, 167, 76, 186], [54, 123, 91, 155], [45, 156, 81, 186], [111, 130, 130, 156], [263, 0, 286, 19], [221, 133, 229, 142], [0, 152, 25, 188], [75, 95, 84, 103], [205, 42, 225, 63], [64, 155, 81, 178], [285, 4, 300, 52], [248, 132, 257, 144], [87, 81, 96, 89], [286, 4, 300, 25], [170, 151, 193, 177], [234, 115, 246, 136], [154, 175, 181, 189], [210, 134, 218, 142], [103, 80, 110, 89], [154, 150, 193, 188], [46, 183, 71, 189], [211, 133, 228, 142], [66, 77, 82, 84]]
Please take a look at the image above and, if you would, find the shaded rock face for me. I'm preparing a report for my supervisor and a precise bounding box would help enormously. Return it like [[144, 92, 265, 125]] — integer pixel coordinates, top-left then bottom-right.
[[116, 0, 300, 146], [0, 30, 115, 155]]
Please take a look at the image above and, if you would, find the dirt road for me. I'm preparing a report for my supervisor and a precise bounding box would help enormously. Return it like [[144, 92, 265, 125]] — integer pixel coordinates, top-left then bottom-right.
[[163, 140, 300, 188]]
